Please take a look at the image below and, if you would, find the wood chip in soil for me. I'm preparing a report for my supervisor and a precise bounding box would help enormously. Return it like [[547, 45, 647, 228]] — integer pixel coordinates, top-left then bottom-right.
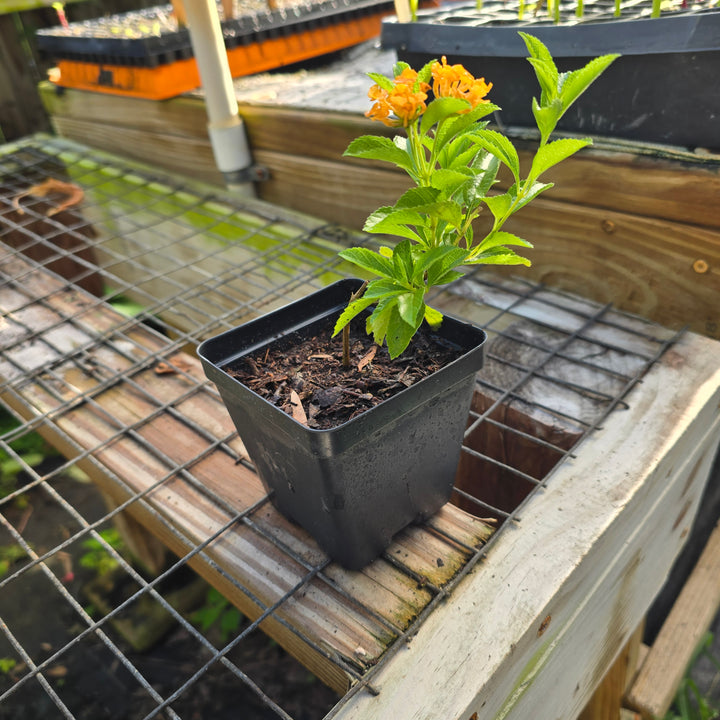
[[223, 315, 464, 429]]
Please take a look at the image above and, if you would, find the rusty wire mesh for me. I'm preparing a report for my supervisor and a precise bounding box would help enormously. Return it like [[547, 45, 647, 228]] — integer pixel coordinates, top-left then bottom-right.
[[0, 136, 680, 720]]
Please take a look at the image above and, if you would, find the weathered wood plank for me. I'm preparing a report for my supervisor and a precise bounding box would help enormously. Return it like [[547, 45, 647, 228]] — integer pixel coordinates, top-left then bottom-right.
[[39, 82, 720, 229], [331, 331, 720, 719], [626, 520, 720, 719], [0, 248, 494, 694]]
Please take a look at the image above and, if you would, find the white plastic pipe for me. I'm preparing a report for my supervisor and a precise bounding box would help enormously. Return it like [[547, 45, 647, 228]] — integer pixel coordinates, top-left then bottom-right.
[[182, 0, 256, 194]]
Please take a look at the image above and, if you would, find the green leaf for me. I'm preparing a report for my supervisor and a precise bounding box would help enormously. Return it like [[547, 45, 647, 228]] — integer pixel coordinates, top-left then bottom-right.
[[429, 168, 472, 196], [458, 153, 500, 206], [332, 295, 377, 335], [392, 61, 410, 77], [392, 239, 414, 283], [396, 186, 442, 209], [397, 289, 425, 326], [529, 137, 591, 179], [434, 102, 499, 154], [417, 59, 436, 85], [477, 231, 533, 252], [519, 32, 559, 104], [470, 130, 521, 183], [483, 192, 513, 222], [412, 245, 467, 282], [363, 278, 407, 299], [558, 54, 619, 112], [514, 180, 554, 212], [424, 247, 470, 285], [424, 305, 444, 328], [344, 135, 414, 173], [532, 97, 564, 145], [366, 296, 394, 346], [363, 206, 428, 242], [467, 247, 532, 266], [366, 71, 394, 92], [338, 247, 396, 279], [420, 97, 471, 134], [386, 303, 422, 358], [526, 57, 560, 106]]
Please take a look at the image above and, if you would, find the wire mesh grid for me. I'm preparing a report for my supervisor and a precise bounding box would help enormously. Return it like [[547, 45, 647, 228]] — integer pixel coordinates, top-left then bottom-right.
[[0, 135, 681, 720]]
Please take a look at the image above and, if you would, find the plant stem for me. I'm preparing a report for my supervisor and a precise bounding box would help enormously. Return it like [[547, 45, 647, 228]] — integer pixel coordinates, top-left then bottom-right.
[[342, 281, 368, 368]]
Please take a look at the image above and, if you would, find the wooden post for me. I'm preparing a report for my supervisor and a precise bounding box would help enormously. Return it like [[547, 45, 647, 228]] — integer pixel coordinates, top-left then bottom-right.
[[0, 13, 50, 140]]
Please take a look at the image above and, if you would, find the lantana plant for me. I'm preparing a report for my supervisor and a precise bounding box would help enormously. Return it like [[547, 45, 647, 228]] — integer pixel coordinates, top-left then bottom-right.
[[333, 32, 618, 358]]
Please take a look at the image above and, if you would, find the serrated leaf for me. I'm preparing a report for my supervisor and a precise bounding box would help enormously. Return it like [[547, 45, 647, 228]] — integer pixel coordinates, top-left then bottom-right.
[[344, 135, 414, 173], [434, 102, 499, 154], [424, 247, 470, 285], [458, 153, 500, 206], [392, 239, 414, 283], [532, 97, 564, 144], [526, 57, 560, 106], [424, 305, 444, 328], [386, 303, 422, 358], [430, 168, 472, 196], [430, 268, 465, 285], [363, 206, 428, 241], [467, 247, 532, 266], [483, 192, 513, 222], [471, 130, 521, 183], [519, 31, 556, 66], [363, 277, 407, 299], [397, 289, 425, 326], [367, 296, 394, 346], [338, 247, 396, 279], [530, 137, 591, 179], [332, 295, 377, 335], [417, 59, 436, 85], [558, 54, 619, 112], [367, 71, 394, 92], [420, 97, 472, 135], [514, 180, 553, 212], [477, 231, 533, 253], [395, 186, 442, 209], [412, 245, 468, 283]]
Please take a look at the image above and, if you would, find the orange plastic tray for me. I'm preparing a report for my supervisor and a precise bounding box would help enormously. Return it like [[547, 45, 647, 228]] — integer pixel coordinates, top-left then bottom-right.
[[52, 12, 386, 100]]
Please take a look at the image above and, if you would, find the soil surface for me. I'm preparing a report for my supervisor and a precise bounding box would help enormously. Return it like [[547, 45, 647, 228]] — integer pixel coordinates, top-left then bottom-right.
[[224, 315, 463, 429]]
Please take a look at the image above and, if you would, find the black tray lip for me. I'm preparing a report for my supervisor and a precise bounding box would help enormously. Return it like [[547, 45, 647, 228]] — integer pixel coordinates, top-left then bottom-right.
[[37, 0, 393, 64], [381, 3, 720, 57]]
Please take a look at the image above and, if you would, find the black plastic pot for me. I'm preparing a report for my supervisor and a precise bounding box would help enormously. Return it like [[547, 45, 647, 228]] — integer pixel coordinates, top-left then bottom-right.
[[381, 1, 720, 150], [197, 279, 487, 570]]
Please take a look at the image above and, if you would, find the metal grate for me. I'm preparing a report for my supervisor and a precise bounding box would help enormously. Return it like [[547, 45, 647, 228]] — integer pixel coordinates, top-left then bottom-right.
[[0, 136, 681, 720]]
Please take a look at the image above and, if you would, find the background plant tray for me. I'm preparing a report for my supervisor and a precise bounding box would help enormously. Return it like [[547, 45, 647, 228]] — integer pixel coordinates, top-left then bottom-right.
[[38, 0, 393, 67], [381, 0, 720, 149]]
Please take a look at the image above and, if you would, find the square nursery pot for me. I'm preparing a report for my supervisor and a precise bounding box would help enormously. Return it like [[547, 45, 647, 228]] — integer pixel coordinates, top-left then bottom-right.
[[381, 0, 720, 150], [197, 278, 487, 570]]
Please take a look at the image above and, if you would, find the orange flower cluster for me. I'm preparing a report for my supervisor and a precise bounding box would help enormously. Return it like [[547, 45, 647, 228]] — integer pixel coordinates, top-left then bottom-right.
[[431, 56, 493, 111], [366, 67, 430, 127]]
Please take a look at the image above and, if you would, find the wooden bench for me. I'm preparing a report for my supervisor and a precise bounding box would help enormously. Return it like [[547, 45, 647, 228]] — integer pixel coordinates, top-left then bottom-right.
[[2, 235, 720, 717]]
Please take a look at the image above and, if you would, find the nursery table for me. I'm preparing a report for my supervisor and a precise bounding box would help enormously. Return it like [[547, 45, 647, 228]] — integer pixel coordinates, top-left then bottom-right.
[[1, 135, 719, 720]]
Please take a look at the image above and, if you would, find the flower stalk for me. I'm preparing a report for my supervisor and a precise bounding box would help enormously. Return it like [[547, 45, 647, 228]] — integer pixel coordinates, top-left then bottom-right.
[[334, 34, 618, 358]]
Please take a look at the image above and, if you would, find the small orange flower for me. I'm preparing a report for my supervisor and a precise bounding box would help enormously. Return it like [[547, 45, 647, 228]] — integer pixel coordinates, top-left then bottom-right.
[[366, 67, 430, 127], [431, 56, 493, 111]]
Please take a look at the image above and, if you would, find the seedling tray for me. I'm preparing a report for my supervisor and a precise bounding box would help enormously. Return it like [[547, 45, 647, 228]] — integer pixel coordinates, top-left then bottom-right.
[[38, 0, 397, 99]]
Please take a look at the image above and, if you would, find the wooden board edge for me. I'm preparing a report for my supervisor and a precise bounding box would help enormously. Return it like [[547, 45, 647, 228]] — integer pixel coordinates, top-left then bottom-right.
[[329, 331, 720, 720]]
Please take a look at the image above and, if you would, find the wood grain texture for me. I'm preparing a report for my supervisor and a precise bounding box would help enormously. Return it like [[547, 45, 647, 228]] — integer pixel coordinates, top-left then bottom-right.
[[331, 331, 720, 720], [626, 520, 720, 719], [0, 247, 494, 694], [39, 83, 720, 230]]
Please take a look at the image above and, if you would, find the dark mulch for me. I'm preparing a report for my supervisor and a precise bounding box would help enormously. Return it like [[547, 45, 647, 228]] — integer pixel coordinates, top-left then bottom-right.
[[224, 315, 463, 429]]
